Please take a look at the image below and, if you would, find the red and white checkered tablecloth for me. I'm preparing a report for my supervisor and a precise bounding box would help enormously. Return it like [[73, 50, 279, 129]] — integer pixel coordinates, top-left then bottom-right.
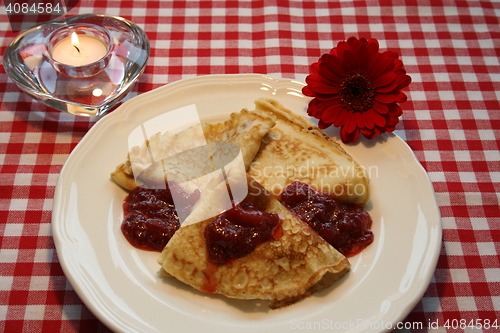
[[1, 0, 499, 332]]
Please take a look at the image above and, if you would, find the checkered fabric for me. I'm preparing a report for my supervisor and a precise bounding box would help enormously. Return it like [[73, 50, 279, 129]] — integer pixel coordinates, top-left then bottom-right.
[[1, 0, 499, 332]]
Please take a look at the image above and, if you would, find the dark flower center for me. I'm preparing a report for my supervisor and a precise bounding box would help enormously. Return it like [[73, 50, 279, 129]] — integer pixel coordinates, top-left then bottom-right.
[[339, 72, 375, 113]]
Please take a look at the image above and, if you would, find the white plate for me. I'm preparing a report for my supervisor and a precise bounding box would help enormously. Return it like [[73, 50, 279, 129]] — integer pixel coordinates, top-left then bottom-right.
[[52, 74, 442, 333]]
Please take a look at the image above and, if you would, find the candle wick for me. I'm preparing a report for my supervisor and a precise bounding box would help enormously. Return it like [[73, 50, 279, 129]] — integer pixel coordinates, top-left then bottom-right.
[[73, 45, 80, 53]]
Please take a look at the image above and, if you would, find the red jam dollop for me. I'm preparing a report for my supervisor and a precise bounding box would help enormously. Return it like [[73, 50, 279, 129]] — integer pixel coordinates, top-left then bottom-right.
[[205, 202, 281, 265], [121, 182, 199, 251], [280, 181, 373, 257]]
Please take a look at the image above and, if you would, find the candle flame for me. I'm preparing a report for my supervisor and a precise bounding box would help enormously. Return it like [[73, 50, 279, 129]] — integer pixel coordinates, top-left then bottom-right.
[[71, 32, 80, 50]]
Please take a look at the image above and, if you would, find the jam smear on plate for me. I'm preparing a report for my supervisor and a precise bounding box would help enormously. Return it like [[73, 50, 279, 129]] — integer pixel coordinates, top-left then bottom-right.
[[121, 182, 199, 251], [121, 180, 372, 258], [280, 181, 373, 257]]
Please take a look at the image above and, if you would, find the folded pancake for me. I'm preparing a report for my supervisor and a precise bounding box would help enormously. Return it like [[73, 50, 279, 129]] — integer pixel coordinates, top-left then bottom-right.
[[111, 109, 276, 192], [157, 175, 350, 309], [112, 99, 366, 308], [248, 98, 370, 205]]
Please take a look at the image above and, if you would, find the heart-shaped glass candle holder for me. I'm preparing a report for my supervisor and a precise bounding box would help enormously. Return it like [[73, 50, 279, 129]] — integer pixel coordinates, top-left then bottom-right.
[[3, 14, 150, 117]]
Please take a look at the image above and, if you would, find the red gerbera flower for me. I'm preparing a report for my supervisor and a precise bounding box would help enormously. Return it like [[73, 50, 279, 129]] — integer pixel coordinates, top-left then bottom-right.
[[302, 37, 411, 143]]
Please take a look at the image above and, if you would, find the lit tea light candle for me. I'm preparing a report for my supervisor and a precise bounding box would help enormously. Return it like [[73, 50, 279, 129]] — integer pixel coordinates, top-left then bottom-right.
[[47, 24, 113, 77], [51, 32, 108, 66]]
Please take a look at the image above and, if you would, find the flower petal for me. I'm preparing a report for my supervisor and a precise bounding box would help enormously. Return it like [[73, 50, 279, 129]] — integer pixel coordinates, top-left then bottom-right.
[[310, 61, 320, 74], [356, 112, 366, 129], [325, 56, 347, 78], [369, 108, 386, 127], [343, 112, 358, 134], [318, 119, 333, 129], [302, 85, 314, 97], [373, 72, 397, 88], [396, 74, 412, 90], [342, 49, 356, 71], [322, 57, 347, 81], [375, 80, 398, 93], [361, 127, 376, 139], [305, 73, 322, 87], [395, 91, 407, 103], [346, 36, 362, 54], [319, 102, 344, 123], [367, 38, 379, 54], [335, 40, 349, 62], [368, 56, 395, 80], [333, 108, 349, 127], [387, 103, 403, 118], [355, 42, 370, 70], [372, 100, 389, 114], [363, 111, 375, 129], [375, 93, 396, 104], [310, 81, 339, 94], [341, 127, 360, 143], [310, 97, 340, 117], [307, 104, 319, 117]]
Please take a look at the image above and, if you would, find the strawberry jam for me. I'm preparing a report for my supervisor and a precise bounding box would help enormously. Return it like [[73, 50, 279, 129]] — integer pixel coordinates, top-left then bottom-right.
[[121, 182, 199, 251], [205, 202, 281, 265], [280, 181, 373, 257]]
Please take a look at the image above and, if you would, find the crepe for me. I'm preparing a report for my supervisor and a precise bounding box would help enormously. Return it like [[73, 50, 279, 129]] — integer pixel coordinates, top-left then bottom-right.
[[112, 98, 371, 309], [157, 176, 350, 309], [248, 98, 370, 205], [111, 109, 276, 192]]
